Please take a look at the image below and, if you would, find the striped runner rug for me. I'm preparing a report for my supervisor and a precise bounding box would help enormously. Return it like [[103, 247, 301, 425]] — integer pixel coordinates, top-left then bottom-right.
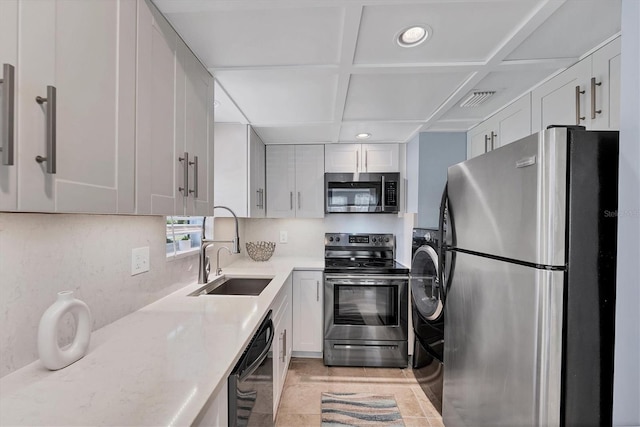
[[321, 392, 405, 426]]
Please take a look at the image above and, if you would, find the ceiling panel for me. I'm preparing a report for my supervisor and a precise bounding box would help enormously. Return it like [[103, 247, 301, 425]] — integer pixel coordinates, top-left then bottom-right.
[[425, 121, 477, 132], [162, 6, 344, 67], [506, 0, 621, 60], [339, 122, 422, 143], [354, 1, 539, 64], [253, 124, 335, 144], [343, 71, 471, 121], [215, 69, 339, 123], [440, 67, 557, 121]]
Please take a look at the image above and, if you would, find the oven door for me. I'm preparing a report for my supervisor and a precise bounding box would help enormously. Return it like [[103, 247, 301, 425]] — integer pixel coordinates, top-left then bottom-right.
[[324, 274, 408, 341]]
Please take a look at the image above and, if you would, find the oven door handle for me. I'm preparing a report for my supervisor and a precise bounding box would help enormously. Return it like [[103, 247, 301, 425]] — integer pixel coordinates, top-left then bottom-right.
[[324, 275, 408, 281]]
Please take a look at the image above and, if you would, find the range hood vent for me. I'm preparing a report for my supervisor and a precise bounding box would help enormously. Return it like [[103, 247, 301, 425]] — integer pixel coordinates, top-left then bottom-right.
[[460, 91, 496, 107]]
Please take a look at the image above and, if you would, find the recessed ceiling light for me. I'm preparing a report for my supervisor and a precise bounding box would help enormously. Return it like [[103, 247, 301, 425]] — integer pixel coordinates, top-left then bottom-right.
[[213, 100, 220, 108], [397, 25, 430, 48], [356, 133, 371, 140]]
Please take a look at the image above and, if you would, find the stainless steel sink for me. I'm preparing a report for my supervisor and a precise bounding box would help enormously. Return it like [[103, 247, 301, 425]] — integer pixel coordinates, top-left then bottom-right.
[[189, 277, 273, 297]]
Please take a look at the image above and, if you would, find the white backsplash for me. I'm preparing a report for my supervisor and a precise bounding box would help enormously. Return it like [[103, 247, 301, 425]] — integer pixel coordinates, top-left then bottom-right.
[[0, 213, 199, 378]]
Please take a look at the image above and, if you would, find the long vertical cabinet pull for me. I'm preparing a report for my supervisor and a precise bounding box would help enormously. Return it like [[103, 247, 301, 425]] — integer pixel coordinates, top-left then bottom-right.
[[490, 131, 497, 150], [189, 156, 198, 198], [355, 151, 359, 172], [35, 86, 57, 174], [256, 189, 261, 208], [575, 85, 585, 125], [1, 64, 15, 166], [591, 77, 602, 119], [283, 329, 287, 362], [297, 191, 301, 210], [364, 150, 368, 171], [289, 191, 293, 211], [279, 331, 285, 362], [381, 175, 386, 211], [178, 152, 189, 196], [484, 135, 490, 153], [316, 280, 320, 302]]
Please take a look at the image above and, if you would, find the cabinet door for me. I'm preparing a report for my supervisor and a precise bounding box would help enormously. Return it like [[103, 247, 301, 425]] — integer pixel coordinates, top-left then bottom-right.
[[362, 144, 399, 172], [294, 145, 324, 218], [183, 47, 213, 216], [293, 271, 324, 353], [248, 127, 266, 218], [324, 144, 360, 173], [0, 0, 18, 211], [53, 0, 135, 213], [214, 123, 248, 217], [494, 93, 531, 148], [136, 0, 178, 215], [266, 145, 295, 218], [591, 38, 621, 130], [467, 120, 494, 159], [531, 59, 591, 133]]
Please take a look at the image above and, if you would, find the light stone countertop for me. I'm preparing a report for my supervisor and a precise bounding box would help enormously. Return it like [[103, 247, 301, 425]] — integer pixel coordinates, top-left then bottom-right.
[[0, 256, 324, 426]]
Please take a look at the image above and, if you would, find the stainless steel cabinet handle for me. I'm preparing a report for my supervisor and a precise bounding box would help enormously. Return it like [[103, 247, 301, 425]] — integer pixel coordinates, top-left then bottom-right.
[[256, 189, 261, 208], [297, 191, 301, 210], [316, 280, 320, 302], [35, 86, 57, 174], [188, 155, 198, 198], [178, 152, 189, 196], [381, 175, 386, 211], [355, 151, 359, 172], [490, 131, 497, 150], [1, 64, 15, 166], [279, 331, 285, 362], [591, 77, 602, 119], [283, 329, 287, 362], [575, 85, 585, 125], [289, 191, 293, 210], [365, 150, 368, 171], [260, 188, 264, 209], [484, 134, 490, 153]]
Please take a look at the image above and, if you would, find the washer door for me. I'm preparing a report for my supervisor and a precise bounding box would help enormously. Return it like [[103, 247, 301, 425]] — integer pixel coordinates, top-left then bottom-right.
[[411, 245, 443, 321]]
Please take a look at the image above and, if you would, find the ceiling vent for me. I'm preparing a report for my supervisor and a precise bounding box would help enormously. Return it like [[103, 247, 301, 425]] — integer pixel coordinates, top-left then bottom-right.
[[459, 91, 496, 108]]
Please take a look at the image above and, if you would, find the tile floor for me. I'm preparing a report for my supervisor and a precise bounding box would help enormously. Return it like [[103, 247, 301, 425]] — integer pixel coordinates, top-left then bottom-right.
[[275, 358, 444, 427]]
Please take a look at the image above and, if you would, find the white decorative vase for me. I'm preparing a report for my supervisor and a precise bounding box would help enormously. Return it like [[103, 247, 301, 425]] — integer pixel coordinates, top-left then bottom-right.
[[178, 239, 191, 252], [37, 290, 92, 370]]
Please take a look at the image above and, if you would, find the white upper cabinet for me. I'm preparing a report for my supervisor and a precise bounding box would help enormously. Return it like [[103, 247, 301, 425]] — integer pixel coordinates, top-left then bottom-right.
[[467, 94, 531, 159], [248, 128, 267, 218], [0, 0, 18, 211], [137, 0, 213, 216], [214, 124, 266, 218], [266, 145, 324, 218], [325, 143, 399, 173], [532, 37, 621, 133], [590, 38, 621, 130], [181, 41, 214, 217], [1, 0, 136, 213]]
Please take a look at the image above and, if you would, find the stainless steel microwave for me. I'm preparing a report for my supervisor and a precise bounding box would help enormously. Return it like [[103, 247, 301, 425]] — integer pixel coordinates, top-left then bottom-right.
[[325, 172, 400, 214]]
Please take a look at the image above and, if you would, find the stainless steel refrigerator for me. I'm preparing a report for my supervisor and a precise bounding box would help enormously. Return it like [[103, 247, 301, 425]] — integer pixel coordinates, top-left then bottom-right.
[[442, 126, 618, 427]]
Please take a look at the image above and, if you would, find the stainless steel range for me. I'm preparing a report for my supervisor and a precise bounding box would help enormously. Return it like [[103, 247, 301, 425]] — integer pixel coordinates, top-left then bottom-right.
[[323, 233, 409, 367]]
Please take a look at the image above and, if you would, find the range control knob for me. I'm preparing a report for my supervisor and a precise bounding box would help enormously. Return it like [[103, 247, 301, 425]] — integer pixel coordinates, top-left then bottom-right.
[[385, 237, 390, 243], [372, 237, 377, 243], [335, 237, 340, 242], [329, 237, 334, 242]]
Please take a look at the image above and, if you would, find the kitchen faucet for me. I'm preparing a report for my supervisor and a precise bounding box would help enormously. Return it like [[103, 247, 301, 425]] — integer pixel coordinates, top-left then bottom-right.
[[198, 206, 240, 284]]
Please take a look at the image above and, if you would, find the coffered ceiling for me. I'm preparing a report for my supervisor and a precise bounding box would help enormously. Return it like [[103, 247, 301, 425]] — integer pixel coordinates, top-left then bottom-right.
[[153, 0, 621, 144]]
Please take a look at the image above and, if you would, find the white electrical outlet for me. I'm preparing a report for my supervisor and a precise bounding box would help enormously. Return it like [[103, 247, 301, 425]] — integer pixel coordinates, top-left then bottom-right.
[[279, 230, 288, 244], [131, 246, 150, 276]]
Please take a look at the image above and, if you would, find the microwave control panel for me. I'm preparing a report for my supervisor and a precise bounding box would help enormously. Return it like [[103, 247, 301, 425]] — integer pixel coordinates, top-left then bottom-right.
[[385, 181, 398, 206]]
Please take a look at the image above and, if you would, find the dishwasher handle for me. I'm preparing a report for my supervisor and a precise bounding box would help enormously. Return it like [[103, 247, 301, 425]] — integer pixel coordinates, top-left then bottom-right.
[[237, 315, 274, 382]]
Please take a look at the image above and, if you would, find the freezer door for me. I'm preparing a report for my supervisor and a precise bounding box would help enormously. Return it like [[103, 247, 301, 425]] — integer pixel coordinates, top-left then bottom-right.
[[447, 128, 567, 266], [442, 252, 563, 427]]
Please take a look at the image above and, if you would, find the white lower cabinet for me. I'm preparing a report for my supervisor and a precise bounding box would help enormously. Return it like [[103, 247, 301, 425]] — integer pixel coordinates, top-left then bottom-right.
[[194, 383, 228, 427], [292, 270, 324, 354], [271, 274, 293, 418]]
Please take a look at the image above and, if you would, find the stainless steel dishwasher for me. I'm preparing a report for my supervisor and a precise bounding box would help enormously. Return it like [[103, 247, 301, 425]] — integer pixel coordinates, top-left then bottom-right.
[[228, 310, 274, 427]]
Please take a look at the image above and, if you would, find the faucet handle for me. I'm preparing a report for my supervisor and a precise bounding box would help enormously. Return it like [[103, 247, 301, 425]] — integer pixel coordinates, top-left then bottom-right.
[[205, 256, 210, 275]]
